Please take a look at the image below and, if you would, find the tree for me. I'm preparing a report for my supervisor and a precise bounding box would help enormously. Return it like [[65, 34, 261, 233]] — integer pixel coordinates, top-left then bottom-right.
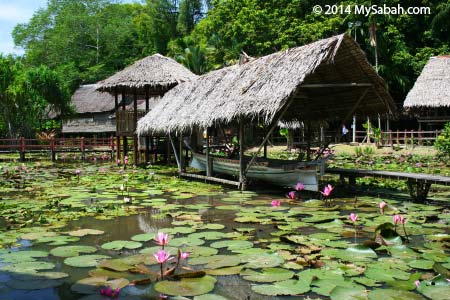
[[0, 55, 72, 138]]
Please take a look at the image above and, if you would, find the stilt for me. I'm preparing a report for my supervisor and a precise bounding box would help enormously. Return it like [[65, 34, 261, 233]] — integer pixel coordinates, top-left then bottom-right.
[[239, 119, 246, 190], [179, 135, 185, 172], [206, 128, 212, 177], [114, 88, 120, 162], [133, 91, 138, 165], [144, 87, 150, 164]]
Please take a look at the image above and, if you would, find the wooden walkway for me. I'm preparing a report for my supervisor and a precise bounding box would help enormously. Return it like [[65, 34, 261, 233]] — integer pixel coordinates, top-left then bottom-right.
[[327, 167, 450, 202]]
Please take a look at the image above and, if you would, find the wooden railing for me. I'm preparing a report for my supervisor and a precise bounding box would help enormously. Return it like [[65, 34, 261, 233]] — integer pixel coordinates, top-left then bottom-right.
[[0, 137, 115, 161]]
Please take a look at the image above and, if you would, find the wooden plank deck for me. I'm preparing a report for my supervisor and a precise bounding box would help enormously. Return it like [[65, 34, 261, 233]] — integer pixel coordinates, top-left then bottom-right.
[[326, 167, 450, 202]]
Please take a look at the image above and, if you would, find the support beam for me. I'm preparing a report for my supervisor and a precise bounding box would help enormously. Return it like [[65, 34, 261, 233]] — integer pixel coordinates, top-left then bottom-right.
[[342, 88, 369, 123], [169, 135, 180, 170], [122, 88, 128, 156], [133, 91, 138, 165], [239, 119, 246, 190], [301, 83, 372, 88], [179, 135, 185, 172], [205, 128, 212, 177], [145, 87, 150, 164], [114, 88, 121, 161]]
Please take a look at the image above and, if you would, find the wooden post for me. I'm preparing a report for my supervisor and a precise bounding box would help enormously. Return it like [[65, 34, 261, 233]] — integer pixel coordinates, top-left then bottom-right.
[[122, 88, 128, 156], [389, 130, 393, 149], [114, 88, 120, 161], [239, 119, 246, 190], [20, 137, 26, 161], [352, 115, 356, 143], [411, 130, 414, 149], [50, 138, 56, 161], [133, 91, 138, 165], [144, 87, 150, 164], [404, 130, 407, 147], [396, 130, 399, 145], [81, 137, 85, 160], [179, 135, 185, 172], [206, 128, 212, 177], [109, 136, 114, 160]]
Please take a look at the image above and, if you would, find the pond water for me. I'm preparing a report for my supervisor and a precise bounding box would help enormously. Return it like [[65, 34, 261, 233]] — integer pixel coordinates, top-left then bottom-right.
[[0, 161, 449, 300]]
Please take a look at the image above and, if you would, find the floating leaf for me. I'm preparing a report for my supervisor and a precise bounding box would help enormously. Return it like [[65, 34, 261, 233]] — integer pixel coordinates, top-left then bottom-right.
[[64, 254, 110, 268], [241, 268, 294, 282], [330, 286, 369, 300], [368, 288, 425, 300], [210, 240, 253, 251], [252, 278, 311, 296], [131, 233, 155, 242], [205, 265, 244, 276], [50, 245, 97, 257], [240, 252, 284, 269], [189, 255, 241, 269], [154, 275, 216, 296], [67, 229, 104, 237], [101, 240, 142, 251], [0, 250, 48, 263]]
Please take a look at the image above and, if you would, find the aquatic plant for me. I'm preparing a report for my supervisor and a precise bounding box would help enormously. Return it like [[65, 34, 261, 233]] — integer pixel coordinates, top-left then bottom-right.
[[287, 191, 296, 200], [155, 232, 170, 249], [154, 249, 173, 279], [74, 169, 81, 183], [100, 286, 120, 298], [379, 201, 387, 214], [271, 200, 281, 207], [349, 212, 358, 243], [320, 184, 334, 206], [295, 182, 305, 191]]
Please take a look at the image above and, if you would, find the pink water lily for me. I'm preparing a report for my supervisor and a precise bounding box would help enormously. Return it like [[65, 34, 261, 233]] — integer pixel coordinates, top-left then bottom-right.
[[153, 249, 173, 264], [320, 184, 334, 197], [271, 200, 281, 207], [287, 191, 296, 200], [180, 252, 190, 260], [155, 232, 169, 247], [379, 201, 387, 214], [415, 280, 420, 288], [124, 156, 129, 165], [100, 286, 120, 298], [349, 213, 358, 223], [75, 169, 81, 175], [393, 214, 401, 225], [295, 182, 305, 191]]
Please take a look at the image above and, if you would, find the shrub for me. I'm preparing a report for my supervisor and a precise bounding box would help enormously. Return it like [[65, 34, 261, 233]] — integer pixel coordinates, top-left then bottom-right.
[[434, 122, 450, 156]]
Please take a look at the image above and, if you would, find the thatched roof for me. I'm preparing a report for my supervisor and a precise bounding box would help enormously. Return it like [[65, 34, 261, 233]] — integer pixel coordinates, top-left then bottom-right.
[[71, 84, 117, 114], [96, 54, 198, 94], [137, 34, 395, 135], [404, 56, 450, 109], [62, 113, 115, 133]]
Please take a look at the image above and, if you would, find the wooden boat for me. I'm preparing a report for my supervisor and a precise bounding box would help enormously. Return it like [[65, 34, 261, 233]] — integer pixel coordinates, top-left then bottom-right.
[[190, 152, 325, 191]]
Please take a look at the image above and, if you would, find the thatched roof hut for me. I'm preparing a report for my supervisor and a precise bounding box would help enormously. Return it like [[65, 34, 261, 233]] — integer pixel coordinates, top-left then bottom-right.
[[404, 56, 450, 109], [62, 84, 118, 134], [137, 34, 395, 135], [71, 84, 117, 113], [96, 54, 198, 94]]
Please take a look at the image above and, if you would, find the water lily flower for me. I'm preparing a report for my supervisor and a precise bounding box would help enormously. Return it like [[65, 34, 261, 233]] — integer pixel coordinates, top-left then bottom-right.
[[349, 213, 358, 223], [295, 182, 305, 191], [415, 280, 420, 288], [123, 197, 131, 204], [75, 169, 81, 175], [399, 215, 406, 224], [393, 214, 401, 225], [100, 286, 120, 298], [287, 191, 296, 200], [153, 249, 172, 264], [271, 200, 281, 207], [180, 252, 190, 260], [159, 294, 168, 299], [155, 232, 170, 247], [379, 201, 387, 214], [117, 159, 121, 165], [320, 184, 334, 197], [124, 156, 129, 165]]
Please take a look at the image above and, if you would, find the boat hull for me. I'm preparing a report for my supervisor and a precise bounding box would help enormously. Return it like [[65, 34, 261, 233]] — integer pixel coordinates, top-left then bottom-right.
[[190, 153, 320, 191]]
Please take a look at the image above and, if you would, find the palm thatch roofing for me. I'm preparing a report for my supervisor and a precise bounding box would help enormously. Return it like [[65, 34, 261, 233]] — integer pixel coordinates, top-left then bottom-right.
[[404, 56, 450, 109], [96, 54, 198, 94], [137, 34, 395, 135], [71, 84, 118, 114]]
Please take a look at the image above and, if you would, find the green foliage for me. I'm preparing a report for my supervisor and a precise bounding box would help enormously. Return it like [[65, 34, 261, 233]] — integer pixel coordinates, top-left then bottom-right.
[[434, 122, 450, 157]]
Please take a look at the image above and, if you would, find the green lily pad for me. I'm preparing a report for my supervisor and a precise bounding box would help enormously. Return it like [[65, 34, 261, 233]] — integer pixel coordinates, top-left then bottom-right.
[[418, 282, 450, 300], [180, 246, 218, 257], [50, 245, 97, 257], [408, 259, 434, 270], [154, 275, 216, 296], [67, 229, 104, 237], [0, 250, 48, 263], [210, 240, 253, 251], [240, 252, 284, 269], [252, 278, 311, 296], [64, 254, 110, 267], [189, 255, 241, 269], [169, 237, 204, 247], [189, 231, 224, 241], [35, 235, 80, 246], [330, 286, 369, 300], [21, 231, 57, 240], [101, 240, 143, 250], [193, 294, 230, 300], [1, 261, 55, 273], [368, 288, 425, 300], [241, 268, 294, 282], [131, 233, 155, 242], [71, 276, 129, 294], [205, 265, 244, 276]]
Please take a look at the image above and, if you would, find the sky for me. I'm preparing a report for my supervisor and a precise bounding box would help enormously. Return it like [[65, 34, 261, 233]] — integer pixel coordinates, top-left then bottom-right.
[[0, 0, 139, 56]]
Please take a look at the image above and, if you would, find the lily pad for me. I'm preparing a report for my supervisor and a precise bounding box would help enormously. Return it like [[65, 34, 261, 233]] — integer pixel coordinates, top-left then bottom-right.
[[50, 245, 97, 257], [154, 275, 216, 296], [130, 233, 155, 242], [67, 229, 104, 237], [101, 240, 143, 251], [0, 250, 48, 263], [189, 255, 241, 269], [252, 278, 311, 296], [210, 240, 253, 251], [71, 276, 129, 294], [193, 294, 230, 300], [241, 268, 294, 282], [64, 254, 110, 267], [368, 288, 425, 300], [240, 252, 284, 269]]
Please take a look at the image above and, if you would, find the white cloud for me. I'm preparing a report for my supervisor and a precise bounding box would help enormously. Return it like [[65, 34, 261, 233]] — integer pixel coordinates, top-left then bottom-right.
[[0, 2, 35, 23], [0, 40, 24, 56]]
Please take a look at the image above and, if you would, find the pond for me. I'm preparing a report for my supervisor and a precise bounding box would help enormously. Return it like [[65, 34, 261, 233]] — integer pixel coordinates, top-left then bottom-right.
[[0, 161, 449, 300]]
